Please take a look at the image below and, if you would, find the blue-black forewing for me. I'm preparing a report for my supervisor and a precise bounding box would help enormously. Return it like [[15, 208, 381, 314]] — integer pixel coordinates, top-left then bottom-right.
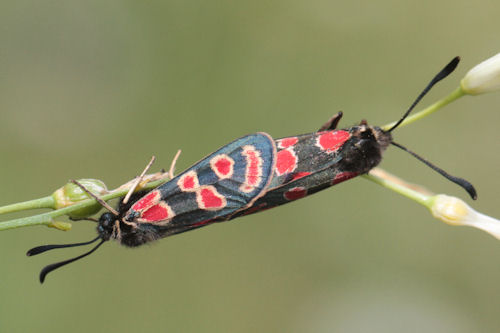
[[124, 132, 276, 227]]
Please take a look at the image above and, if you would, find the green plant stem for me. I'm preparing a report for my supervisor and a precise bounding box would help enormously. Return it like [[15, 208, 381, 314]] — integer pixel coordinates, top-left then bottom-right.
[[0, 196, 56, 215], [0, 179, 167, 231], [362, 172, 432, 207], [381, 86, 465, 131]]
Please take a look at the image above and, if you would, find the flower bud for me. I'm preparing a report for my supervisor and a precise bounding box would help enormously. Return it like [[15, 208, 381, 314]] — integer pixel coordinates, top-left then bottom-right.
[[430, 194, 500, 239], [461, 52, 500, 95], [52, 179, 108, 218], [47, 221, 73, 231]]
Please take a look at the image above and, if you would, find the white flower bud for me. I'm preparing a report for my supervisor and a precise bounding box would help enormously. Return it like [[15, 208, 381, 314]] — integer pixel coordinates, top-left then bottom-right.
[[430, 194, 500, 239], [461, 53, 500, 95]]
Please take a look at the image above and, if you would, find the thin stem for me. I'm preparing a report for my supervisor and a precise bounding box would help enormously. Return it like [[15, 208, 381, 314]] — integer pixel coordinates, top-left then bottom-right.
[[0, 196, 56, 215], [362, 168, 433, 207], [381, 86, 466, 131], [0, 178, 167, 231]]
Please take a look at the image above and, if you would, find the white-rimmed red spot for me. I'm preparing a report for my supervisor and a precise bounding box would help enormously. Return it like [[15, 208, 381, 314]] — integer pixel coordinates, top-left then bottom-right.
[[277, 137, 298, 149], [239, 145, 263, 193], [197, 186, 227, 210], [275, 148, 297, 176], [131, 190, 160, 212], [140, 202, 175, 223], [315, 130, 350, 153], [240, 185, 253, 193], [283, 187, 307, 201], [332, 171, 358, 185], [210, 154, 234, 179], [178, 171, 199, 192]]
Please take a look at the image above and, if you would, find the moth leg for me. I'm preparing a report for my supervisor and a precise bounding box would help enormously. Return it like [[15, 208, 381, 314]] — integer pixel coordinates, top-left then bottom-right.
[[318, 111, 343, 131], [121, 150, 181, 205], [112, 220, 122, 240], [71, 180, 119, 216], [121, 219, 138, 228], [122, 156, 157, 204], [167, 149, 182, 179], [69, 216, 99, 223]]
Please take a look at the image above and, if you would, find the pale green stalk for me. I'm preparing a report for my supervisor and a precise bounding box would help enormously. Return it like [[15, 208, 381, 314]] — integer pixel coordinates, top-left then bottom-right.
[[0, 196, 56, 215], [381, 86, 465, 131], [0, 179, 167, 231], [362, 171, 432, 207]]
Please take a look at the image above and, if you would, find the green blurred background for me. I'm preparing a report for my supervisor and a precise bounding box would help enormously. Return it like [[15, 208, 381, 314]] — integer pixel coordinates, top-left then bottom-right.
[[0, 1, 499, 332]]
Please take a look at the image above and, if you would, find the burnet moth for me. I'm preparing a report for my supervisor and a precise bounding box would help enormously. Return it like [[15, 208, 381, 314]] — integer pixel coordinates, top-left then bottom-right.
[[28, 57, 476, 283]]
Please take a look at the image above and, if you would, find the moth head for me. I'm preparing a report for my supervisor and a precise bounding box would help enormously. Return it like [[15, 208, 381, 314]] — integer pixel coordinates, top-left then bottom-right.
[[97, 212, 118, 241]]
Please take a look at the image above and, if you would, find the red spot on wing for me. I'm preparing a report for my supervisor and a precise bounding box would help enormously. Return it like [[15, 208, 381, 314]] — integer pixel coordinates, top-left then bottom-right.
[[183, 176, 195, 189], [131, 190, 160, 211], [240, 185, 253, 192], [246, 152, 259, 185], [215, 159, 231, 175], [191, 220, 212, 227], [178, 171, 199, 192], [275, 148, 297, 176], [140, 202, 175, 223], [197, 186, 227, 210], [332, 171, 359, 185], [316, 130, 350, 153], [210, 154, 234, 179], [277, 137, 298, 149], [283, 187, 307, 201], [239, 203, 268, 216], [201, 188, 223, 208], [290, 172, 311, 181], [239, 145, 264, 193]]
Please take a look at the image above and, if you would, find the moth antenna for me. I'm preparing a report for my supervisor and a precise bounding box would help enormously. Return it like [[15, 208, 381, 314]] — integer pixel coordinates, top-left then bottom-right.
[[123, 156, 157, 204], [71, 179, 119, 216], [26, 236, 101, 256], [387, 56, 460, 133], [391, 141, 477, 200], [38, 239, 106, 283]]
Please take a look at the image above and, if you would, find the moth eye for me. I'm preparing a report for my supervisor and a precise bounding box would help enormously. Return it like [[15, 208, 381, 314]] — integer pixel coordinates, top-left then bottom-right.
[[360, 129, 374, 139], [99, 212, 116, 229]]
